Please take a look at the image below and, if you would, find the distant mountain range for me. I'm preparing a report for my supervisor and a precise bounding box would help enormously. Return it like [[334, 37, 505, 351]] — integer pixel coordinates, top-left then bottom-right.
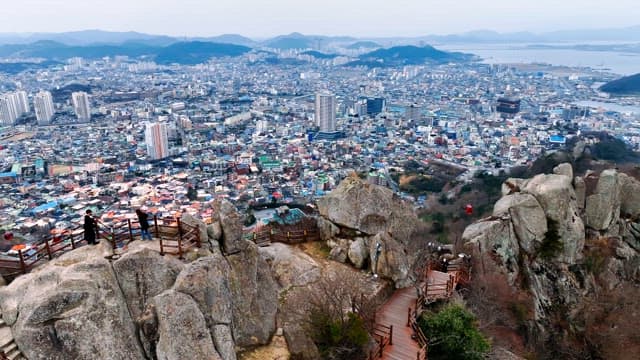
[[0, 26, 638, 68], [1, 25, 638, 49], [600, 73, 640, 95]]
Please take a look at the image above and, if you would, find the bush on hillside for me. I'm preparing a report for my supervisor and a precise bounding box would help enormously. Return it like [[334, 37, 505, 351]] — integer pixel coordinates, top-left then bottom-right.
[[418, 304, 490, 360]]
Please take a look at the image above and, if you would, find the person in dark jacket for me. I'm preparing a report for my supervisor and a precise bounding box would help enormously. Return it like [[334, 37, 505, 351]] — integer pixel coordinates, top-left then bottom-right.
[[136, 208, 153, 241], [84, 209, 98, 245]]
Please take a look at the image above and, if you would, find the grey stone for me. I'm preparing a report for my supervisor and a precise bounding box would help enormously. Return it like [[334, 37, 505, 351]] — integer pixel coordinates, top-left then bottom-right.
[[369, 232, 411, 287], [585, 170, 620, 232], [227, 241, 278, 347], [259, 243, 321, 289], [348, 237, 369, 269], [112, 245, 184, 320], [173, 254, 233, 325], [283, 322, 321, 360], [493, 193, 547, 255], [152, 290, 221, 360], [553, 162, 574, 179], [0, 245, 145, 360], [213, 200, 247, 254]]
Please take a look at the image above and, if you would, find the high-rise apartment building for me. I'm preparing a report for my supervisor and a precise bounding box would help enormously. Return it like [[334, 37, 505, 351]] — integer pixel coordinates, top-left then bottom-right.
[[315, 92, 336, 133], [145, 122, 169, 160], [71, 92, 91, 121], [0, 92, 29, 126], [34, 91, 54, 125]]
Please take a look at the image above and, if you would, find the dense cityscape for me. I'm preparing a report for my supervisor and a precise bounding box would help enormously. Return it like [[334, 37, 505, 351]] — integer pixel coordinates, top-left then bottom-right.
[[1, 44, 639, 246]]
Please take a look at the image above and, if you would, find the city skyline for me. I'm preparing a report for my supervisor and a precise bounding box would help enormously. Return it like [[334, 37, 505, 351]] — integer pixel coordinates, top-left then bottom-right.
[[1, 0, 638, 38]]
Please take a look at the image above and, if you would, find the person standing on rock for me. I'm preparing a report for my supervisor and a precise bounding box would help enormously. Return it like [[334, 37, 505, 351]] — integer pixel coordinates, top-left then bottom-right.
[[136, 208, 153, 241], [83, 209, 98, 245]]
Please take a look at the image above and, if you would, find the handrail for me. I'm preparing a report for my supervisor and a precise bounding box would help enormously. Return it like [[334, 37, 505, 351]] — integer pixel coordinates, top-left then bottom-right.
[[1, 215, 202, 279]]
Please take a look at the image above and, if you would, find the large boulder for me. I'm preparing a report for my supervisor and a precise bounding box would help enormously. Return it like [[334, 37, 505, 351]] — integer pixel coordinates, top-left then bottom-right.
[[213, 199, 247, 254], [317, 216, 339, 242], [369, 232, 411, 287], [0, 246, 145, 360], [348, 237, 369, 269], [316, 175, 420, 248], [463, 219, 521, 281], [259, 243, 321, 289], [618, 173, 640, 218], [207, 221, 223, 243], [522, 174, 585, 263], [493, 193, 547, 255], [173, 254, 235, 360], [152, 290, 221, 360], [180, 212, 209, 249], [227, 241, 278, 347], [112, 245, 184, 320], [585, 169, 621, 232], [553, 162, 573, 179], [283, 322, 321, 360]]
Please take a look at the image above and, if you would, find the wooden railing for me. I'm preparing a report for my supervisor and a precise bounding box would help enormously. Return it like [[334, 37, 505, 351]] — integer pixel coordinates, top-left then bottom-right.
[[248, 226, 321, 246], [157, 218, 201, 259], [0, 226, 87, 278], [407, 306, 428, 360], [366, 323, 393, 359], [1, 215, 201, 279]]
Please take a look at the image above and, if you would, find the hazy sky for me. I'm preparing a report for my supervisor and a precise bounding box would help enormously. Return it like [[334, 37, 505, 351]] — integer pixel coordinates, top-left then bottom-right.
[[3, 0, 639, 37]]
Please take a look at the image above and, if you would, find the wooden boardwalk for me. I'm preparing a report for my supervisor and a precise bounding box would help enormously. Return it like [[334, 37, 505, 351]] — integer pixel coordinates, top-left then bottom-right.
[[374, 262, 469, 360], [377, 287, 422, 360]]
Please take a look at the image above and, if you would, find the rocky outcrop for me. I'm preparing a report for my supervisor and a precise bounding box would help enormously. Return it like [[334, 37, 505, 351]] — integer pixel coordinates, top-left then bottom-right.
[[227, 241, 278, 347], [316, 174, 425, 287], [585, 169, 620, 232], [317, 175, 420, 245], [618, 173, 640, 218], [0, 245, 145, 360], [369, 232, 410, 286], [172, 254, 235, 360], [112, 244, 184, 321], [213, 199, 248, 254], [493, 193, 547, 256], [0, 230, 283, 359], [522, 173, 584, 263], [464, 165, 640, 358], [152, 290, 222, 360]]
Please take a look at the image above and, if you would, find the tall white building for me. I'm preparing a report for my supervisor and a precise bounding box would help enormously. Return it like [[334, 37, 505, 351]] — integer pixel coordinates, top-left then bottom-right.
[[0, 92, 28, 126], [34, 91, 54, 125], [315, 91, 336, 133], [145, 122, 169, 160], [71, 91, 91, 121]]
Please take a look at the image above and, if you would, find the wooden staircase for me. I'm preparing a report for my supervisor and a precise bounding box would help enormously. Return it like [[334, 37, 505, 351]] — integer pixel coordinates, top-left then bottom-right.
[[0, 316, 24, 360]]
